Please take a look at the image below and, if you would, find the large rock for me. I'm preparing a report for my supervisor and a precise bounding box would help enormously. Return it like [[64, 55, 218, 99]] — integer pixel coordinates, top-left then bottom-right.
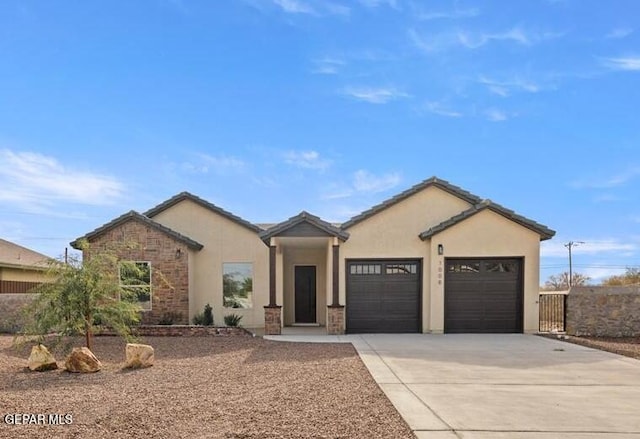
[[28, 344, 58, 372], [65, 347, 102, 373], [125, 343, 154, 369]]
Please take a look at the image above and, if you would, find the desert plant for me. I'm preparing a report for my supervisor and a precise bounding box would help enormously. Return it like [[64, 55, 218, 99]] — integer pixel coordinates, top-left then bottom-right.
[[203, 303, 214, 326], [158, 312, 182, 325], [192, 312, 205, 325], [224, 313, 242, 327]]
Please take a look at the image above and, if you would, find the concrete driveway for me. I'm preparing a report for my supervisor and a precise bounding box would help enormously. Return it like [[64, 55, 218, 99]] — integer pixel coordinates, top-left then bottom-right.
[[266, 333, 640, 438]]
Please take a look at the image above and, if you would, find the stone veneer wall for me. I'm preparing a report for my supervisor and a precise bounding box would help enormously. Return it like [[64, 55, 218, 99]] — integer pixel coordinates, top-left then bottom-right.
[[0, 293, 36, 333], [327, 305, 345, 335], [566, 286, 640, 337], [88, 219, 190, 325]]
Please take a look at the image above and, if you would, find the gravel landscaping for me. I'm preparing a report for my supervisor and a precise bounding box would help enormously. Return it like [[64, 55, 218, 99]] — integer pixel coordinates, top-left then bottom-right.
[[557, 335, 640, 360], [0, 335, 415, 439]]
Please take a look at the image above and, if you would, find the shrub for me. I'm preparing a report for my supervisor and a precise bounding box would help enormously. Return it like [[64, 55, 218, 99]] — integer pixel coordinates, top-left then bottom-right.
[[158, 312, 182, 325], [192, 312, 205, 325], [203, 303, 214, 326], [224, 313, 243, 327]]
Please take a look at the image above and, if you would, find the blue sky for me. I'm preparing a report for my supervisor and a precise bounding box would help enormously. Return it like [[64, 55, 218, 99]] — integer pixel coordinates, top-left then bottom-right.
[[0, 0, 638, 284]]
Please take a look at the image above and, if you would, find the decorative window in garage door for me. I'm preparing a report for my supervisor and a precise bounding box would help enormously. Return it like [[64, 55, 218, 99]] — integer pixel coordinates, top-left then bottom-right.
[[447, 262, 480, 273], [385, 263, 418, 275], [350, 264, 382, 275]]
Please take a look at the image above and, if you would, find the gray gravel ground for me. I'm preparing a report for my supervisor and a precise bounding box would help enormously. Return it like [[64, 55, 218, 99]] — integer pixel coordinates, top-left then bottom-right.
[[0, 335, 415, 439], [557, 335, 640, 360]]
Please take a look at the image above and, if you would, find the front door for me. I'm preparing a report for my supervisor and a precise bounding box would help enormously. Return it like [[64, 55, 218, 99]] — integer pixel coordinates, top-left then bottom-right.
[[295, 266, 316, 323]]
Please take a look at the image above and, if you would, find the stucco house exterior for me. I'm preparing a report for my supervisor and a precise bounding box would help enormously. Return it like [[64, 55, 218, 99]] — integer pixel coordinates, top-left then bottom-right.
[[0, 238, 50, 294], [71, 177, 555, 335]]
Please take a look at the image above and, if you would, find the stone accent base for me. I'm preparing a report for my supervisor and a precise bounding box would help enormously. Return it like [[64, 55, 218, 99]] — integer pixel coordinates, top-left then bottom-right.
[[264, 306, 282, 335], [327, 305, 345, 335]]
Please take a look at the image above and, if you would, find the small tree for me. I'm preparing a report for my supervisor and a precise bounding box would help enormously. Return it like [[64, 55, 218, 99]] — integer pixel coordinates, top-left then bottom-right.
[[19, 241, 143, 351], [602, 267, 640, 286], [543, 272, 590, 291]]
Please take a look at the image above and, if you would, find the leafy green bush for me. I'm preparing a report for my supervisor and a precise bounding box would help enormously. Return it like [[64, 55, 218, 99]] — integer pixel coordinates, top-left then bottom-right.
[[203, 303, 214, 326], [224, 313, 243, 327]]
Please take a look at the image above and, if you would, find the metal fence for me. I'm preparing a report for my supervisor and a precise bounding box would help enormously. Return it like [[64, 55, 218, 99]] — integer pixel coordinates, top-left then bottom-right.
[[539, 292, 567, 333]]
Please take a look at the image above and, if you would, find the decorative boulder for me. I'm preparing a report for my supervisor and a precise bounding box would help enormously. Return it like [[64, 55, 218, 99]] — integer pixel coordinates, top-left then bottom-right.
[[28, 344, 58, 372], [124, 343, 154, 369], [65, 347, 102, 373]]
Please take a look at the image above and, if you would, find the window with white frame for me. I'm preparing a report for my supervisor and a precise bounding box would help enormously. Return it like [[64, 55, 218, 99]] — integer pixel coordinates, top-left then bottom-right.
[[223, 263, 253, 309], [119, 261, 152, 311]]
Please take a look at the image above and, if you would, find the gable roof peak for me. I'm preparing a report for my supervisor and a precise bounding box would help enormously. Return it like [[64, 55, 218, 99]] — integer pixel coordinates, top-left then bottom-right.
[[144, 191, 262, 234], [341, 176, 482, 229], [71, 210, 203, 251], [259, 210, 349, 244]]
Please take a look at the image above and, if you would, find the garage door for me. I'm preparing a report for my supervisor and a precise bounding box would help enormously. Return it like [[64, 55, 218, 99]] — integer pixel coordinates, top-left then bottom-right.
[[346, 259, 421, 333], [445, 258, 523, 333]]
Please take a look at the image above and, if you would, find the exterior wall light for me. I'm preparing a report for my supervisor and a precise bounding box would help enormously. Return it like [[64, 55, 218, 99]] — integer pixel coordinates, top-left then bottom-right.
[[437, 244, 444, 255], [175, 248, 182, 259]]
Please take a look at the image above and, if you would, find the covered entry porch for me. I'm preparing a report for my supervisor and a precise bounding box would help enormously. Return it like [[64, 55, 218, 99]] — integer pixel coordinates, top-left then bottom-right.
[[259, 212, 349, 335]]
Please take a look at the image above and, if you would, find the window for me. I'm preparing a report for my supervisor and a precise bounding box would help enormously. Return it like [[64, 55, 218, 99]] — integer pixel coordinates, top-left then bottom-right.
[[119, 261, 152, 311], [223, 263, 253, 309], [350, 264, 382, 275], [385, 263, 417, 275], [486, 262, 517, 273], [447, 262, 480, 273]]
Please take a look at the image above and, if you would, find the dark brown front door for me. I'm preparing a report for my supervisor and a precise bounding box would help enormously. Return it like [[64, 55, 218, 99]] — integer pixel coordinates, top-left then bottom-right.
[[295, 266, 316, 323]]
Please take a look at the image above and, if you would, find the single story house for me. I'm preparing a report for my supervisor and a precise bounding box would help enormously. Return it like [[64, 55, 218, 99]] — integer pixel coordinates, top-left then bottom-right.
[[71, 177, 555, 335], [0, 238, 50, 294]]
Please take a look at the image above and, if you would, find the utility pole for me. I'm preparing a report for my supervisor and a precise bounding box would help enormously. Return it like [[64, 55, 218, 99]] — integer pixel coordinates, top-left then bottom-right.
[[564, 241, 584, 287]]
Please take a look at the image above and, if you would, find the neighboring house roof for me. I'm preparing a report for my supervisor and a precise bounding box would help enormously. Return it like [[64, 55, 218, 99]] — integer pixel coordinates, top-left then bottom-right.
[[419, 199, 556, 241], [0, 238, 51, 269], [70, 210, 204, 250], [341, 176, 482, 229], [259, 211, 350, 244], [144, 191, 262, 234]]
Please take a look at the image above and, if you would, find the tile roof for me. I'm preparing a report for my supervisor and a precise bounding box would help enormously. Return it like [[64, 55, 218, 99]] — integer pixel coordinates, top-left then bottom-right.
[[419, 199, 556, 241], [259, 211, 350, 243], [0, 238, 51, 269], [144, 191, 262, 234], [70, 211, 204, 250], [341, 176, 482, 229]]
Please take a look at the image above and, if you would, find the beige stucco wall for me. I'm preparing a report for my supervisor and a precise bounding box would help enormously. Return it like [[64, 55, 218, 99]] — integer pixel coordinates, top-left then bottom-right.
[[282, 246, 328, 325], [151, 199, 269, 328], [340, 186, 473, 332], [428, 209, 541, 333], [0, 266, 48, 283]]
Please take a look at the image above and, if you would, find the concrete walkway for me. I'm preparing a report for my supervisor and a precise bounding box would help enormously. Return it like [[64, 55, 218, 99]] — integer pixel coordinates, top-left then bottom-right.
[[264, 333, 640, 438]]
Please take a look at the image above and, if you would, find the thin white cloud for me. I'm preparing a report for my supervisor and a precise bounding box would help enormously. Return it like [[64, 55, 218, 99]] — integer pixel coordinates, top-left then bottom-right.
[[606, 27, 634, 39], [601, 56, 640, 71], [358, 0, 399, 9], [322, 169, 401, 199], [271, 0, 349, 16], [342, 86, 409, 104], [283, 150, 331, 170], [541, 239, 638, 258], [484, 108, 508, 122], [312, 57, 345, 75], [458, 27, 532, 48], [424, 101, 463, 118], [478, 76, 541, 96], [417, 7, 479, 20], [353, 169, 401, 193], [182, 153, 246, 174], [0, 149, 125, 209], [571, 166, 640, 189], [273, 0, 315, 14], [582, 266, 627, 282]]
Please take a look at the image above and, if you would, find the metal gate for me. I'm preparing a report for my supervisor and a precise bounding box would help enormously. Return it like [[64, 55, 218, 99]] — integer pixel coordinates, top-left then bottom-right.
[[539, 293, 567, 332]]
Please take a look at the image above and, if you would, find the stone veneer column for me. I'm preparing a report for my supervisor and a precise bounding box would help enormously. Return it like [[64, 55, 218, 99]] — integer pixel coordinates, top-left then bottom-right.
[[327, 305, 345, 335], [264, 305, 282, 335]]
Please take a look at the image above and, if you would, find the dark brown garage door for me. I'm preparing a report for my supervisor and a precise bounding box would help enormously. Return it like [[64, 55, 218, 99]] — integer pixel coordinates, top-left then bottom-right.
[[346, 259, 421, 333], [445, 258, 523, 333]]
